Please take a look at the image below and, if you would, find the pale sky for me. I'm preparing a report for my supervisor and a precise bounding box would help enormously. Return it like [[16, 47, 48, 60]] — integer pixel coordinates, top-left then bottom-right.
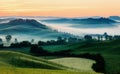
[[0, 0, 120, 17]]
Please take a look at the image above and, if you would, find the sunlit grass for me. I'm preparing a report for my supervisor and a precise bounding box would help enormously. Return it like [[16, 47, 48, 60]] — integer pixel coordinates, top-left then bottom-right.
[[0, 51, 100, 74]]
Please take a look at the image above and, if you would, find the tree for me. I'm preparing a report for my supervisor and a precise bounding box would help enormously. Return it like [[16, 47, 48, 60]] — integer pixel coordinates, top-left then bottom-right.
[[57, 36, 64, 45], [19, 41, 31, 47], [14, 38, 18, 43], [108, 36, 113, 40], [84, 35, 92, 41], [6, 35, 12, 42], [100, 35, 103, 41], [31, 39, 34, 44], [113, 35, 120, 40], [103, 32, 108, 40], [97, 35, 101, 41], [57, 36, 62, 41], [38, 41, 45, 46], [0, 38, 3, 48], [0, 38, 3, 44]]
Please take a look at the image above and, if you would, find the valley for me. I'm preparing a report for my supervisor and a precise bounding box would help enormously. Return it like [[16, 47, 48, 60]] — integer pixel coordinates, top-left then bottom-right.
[[0, 17, 120, 74]]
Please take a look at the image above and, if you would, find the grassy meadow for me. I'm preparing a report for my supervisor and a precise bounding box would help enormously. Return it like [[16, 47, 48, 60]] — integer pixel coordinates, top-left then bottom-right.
[[43, 40, 120, 74], [0, 40, 120, 74], [49, 57, 96, 72], [0, 51, 99, 74]]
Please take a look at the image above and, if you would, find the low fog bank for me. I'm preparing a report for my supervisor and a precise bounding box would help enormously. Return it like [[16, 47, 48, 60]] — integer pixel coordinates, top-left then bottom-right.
[[0, 34, 56, 44], [40, 21, 120, 36]]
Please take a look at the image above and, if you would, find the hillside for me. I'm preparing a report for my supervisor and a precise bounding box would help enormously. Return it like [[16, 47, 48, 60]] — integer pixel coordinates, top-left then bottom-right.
[[43, 40, 120, 74], [0, 19, 49, 34], [42, 17, 117, 24], [109, 16, 120, 21], [0, 51, 99, 74], [0, 51, 70, 70], [41, 17, 117, 28], [0, 19, 74, 40]]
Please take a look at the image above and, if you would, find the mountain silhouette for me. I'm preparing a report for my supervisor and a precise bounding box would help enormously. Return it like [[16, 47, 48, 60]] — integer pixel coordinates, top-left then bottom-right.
[[0, 19, 49, 34], [109, 16, 120, 21], [42, 17, 117, 24], [0, 19, 74, 39]]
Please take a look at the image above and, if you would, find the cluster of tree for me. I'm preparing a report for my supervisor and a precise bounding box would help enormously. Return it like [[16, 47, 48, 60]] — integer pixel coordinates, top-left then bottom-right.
[[1, 33, 120, 48], [30, 45, 71, 56], [0, 34, 82, 47], [84, 32, 120, 41], [10, 41, 31, 48], [0, 35, 12, 47], [38, 36, 81, 46], [38, 37, 67, 46]]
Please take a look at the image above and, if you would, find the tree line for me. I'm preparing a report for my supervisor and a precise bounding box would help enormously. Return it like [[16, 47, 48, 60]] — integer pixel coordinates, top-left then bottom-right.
[[30, 44, 106, 73], [0, 32, 120, 48]]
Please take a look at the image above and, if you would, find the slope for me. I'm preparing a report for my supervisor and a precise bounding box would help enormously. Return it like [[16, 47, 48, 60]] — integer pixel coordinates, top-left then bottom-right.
[[44, 40, 120, 74], [0, 51, 70, 70], [0, 51, 99, 74]]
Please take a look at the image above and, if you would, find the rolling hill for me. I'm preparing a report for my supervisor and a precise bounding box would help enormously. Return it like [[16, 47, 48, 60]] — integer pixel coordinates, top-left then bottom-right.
[[41, 17, 117, 28], [42, 18, 116, 24], [0, 51, 99, 74], [109, 16, 120, 21], [43, 40, 120, 74], [0, 50, 70, 70], [0, 19, 74, 40]]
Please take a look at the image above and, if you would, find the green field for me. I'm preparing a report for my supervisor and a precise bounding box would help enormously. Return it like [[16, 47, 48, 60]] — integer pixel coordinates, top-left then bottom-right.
[[0, 40, 120, 74], [0, 67, 98, 74], [49, 57, 96, 72], [43, 40, 120, 74], [0, 51, 99, 74]]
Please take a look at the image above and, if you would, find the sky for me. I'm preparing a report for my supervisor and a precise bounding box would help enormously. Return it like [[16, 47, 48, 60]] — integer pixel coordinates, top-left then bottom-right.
[[0, 0, 120, 17]]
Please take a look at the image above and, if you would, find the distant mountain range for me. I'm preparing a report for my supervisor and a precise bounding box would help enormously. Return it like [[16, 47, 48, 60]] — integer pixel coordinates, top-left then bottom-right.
[[41, 17, 117, 24], [41, 17, 118, 28], [0, 19, 74, 40], [0, 17, 119, 40], [109, 16, 120, 21]]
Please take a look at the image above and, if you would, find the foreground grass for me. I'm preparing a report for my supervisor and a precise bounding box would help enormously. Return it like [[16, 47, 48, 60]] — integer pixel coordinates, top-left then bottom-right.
[[0, 67, 99, 74]]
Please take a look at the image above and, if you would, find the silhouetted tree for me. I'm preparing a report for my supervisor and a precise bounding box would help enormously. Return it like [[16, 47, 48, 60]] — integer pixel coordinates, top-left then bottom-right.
[[0, 38, 3, 48], [68, 37, 79, 44], [31, 39, 34, 44], [0, 38, 3, 44], [57, 36, 62, 41], [38, 41, 45, 46], [97, 35, 101, 41], [5, 35, 12, 42], [113, 35, 120, 40], [84, 35, 92, 41], [103, 32, 109, 40], [108, 36, 113, 40], [92, 54, 106, 73], [19, 41, 31, 47], [10, 43, 20, 48], [14, 38, 18, 43]]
